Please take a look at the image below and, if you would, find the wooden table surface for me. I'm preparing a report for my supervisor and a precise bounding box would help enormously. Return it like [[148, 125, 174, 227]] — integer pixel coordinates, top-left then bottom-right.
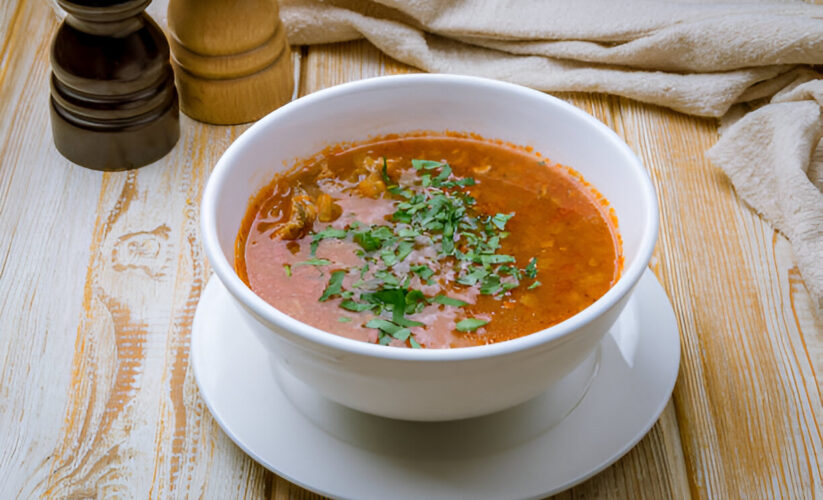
[[2, 1, 822, 498]]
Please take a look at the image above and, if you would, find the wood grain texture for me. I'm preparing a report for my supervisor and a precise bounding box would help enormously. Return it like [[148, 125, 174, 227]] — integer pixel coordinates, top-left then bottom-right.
[[615, 97, 823, 498], [0, 1, 100, 497], [1, 3, 821, 498], [1, 2, 293, 496]]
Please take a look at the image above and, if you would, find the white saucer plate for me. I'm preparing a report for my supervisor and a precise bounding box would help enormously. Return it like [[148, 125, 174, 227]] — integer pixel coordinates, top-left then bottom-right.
[[191, 269, 680, 500]]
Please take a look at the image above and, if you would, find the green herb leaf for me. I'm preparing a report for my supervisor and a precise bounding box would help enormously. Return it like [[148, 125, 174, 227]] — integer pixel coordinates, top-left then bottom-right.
[[479, 274, 502, 295], [480, 254, 515, 265], [294, 258, 332, 267], [319, 270, 346, 301], [380, 248, 398, 266], [456, 318, 489, 332], [409, 337, 422, 348], [373, 226, 394, 240], [283, 264, 291, 277], [337, 316, 352, 323], [491, 213, 514, 230], [441, 234, 455, 255], [396, 240, 414, 262], [528, 280, 542, 290], [501, 281, 519, 291], [432, 295, 468, 307], [433, 164, 452, 184], [392, 328, 412, 341], [394, 317, 424, 328], [365, 318, 402, 333], [381, 157, 391, 185], [373, 270, 400, 287], [524, 257, 538, 278], [393, 211, 412, 223], [412, 159, 443, 170], [397, 227, 420, 238], [340, 299, 374, 312], [310, 227, 348, 255], [354, 231, 381, 251], [364, 318, 413, 341], [411, 265, 435, 282], [498, 265, 521, 279], [404, 289, 427, 315], [457, 267, 488, 286], [388, 185, 412, 198]]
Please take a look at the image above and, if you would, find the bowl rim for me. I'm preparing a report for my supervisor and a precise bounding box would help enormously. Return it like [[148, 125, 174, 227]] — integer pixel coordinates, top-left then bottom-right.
[[201, 73, 659, 362]]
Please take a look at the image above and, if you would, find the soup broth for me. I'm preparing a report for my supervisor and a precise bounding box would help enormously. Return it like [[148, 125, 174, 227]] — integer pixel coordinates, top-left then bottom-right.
[[236, 134, 621, 348]]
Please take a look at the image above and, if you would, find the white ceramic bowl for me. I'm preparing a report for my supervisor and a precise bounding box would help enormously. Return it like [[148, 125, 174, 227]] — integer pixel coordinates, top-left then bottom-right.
[[201, 74, 658, 421]]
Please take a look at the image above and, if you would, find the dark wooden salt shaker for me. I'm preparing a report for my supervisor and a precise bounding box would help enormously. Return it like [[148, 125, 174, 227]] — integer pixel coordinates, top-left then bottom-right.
[[50, 0, 179, 171]]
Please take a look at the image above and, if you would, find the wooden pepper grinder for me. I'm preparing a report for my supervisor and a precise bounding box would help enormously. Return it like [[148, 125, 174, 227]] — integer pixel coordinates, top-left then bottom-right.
[[166, 0, 294, 125], [50, 0, 180, 171]]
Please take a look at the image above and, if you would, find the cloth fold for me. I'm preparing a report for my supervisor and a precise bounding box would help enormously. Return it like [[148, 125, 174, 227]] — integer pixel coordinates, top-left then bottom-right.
[[281, 0, 823, 311], [709, 76, 823, 307]]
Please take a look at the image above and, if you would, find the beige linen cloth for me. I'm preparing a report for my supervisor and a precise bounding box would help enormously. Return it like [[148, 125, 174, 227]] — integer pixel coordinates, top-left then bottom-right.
[[281, 0, 823, 311]]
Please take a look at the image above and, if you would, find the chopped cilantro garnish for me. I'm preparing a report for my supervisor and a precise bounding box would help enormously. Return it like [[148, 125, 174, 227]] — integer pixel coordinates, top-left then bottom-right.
[[294, 257, 332, 267], [365, 318, 412, 341], [283, 264, 291, 277], [412, 159, 443, 170], [433, 164, 452, 184], [298, 156, 543, 347], [480, 254, 515, 265], [498, 265, 521, 279], [404, 289, 427, 315], [365, 318, 401, 333], [381, 157, 391, 185], [457, 267, 488, 286], [310, 227, 348, 255], [524, 257, 538, 278], [353, 231, 381, 252], [479, 274, 502, 295], [528, 281, 542, 290], [456, 318, 489, 332], [380, 248, 398, 266], [432, 295, 468, 307], [373, 269, 400, 287], [501, 281, 519, 291], [394, 317, 425, 328], [340, 299, 374, 312], [411, 265, 435, 282], [396, 240, 414, 262], [397, 227, 420, 238], [319, 270, 346, 301], [392, 328, 412, 341], [337, 316, 352, 322], [491, 213, 514, 230]]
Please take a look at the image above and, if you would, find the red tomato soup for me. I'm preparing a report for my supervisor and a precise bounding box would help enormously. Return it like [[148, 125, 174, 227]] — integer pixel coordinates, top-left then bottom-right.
[[235, 134, 621, 348]]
